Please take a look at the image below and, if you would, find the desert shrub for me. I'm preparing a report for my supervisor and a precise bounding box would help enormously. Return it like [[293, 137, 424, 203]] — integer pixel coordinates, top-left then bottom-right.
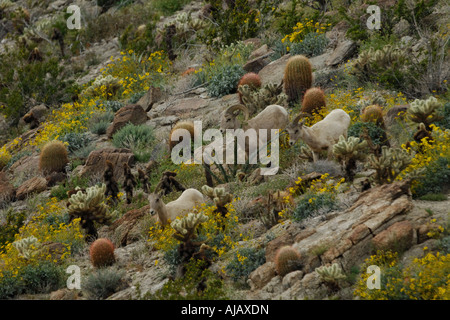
[[112, 123, 156, 162], [104, 100, 124, 113], [0, 270, 23, 299], [50, 175, 90, 201], [149, 259, 227, 300], [292, 192, 338, 221], [0, 210, 26, 253], [60, 132, 92, 153], [120, 22, 157, 54], [83, 267, 125, 300], [128, 91, 146, 104], [5, 150, 32, 169], [412, 157, 450, 198], [435, 102, 450, 130], [289, 32, 328, 57], [19, 262, 65, 294], [206, 64, 245, 98], [225, 247, 266, 283], [90, 121, 111, 135], [348, 121, 388, 146], [354, 250, 450, 300], [418, 193, 447, 201], [153, 0, 191, 15]]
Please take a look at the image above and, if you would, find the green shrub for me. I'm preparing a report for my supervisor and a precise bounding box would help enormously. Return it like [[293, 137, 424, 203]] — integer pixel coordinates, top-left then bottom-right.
[[19, 262, 65, 294], [0, 270, 24, 299], [128, 91, 146, 104], [61, 132, 92, 153], [435, 102, 450, 130], [112, 123, 156, 163], [104, 100, 124, 113], [49, 175, 90, 201], [153, 0, 192, 15], [90, 121, 110, 135], [348, 121, 388, 146], [225, 247, 266, 283], [207, 64, 245, 98], [149, 259, 227, 300], [292, 192, 337, 221], [83, 267, 125, 300], [413, 157, 450, 198], [289, 32, 328, 57], [418, 193, 448, 201], [0, 210, 26, 253]]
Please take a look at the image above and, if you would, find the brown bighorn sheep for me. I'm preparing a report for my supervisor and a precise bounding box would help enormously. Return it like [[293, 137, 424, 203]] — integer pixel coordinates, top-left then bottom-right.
[[286, 109, 350, 162], [148, 188, 204, 226]]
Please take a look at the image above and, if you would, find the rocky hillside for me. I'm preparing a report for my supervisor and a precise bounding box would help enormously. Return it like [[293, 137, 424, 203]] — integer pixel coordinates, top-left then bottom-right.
[[0, 0, 449, 301]]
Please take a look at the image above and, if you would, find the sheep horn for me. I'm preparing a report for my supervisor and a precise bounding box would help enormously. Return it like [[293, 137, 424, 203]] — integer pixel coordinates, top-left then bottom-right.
[[225, 104, 249, 121], [292, 112, 311, 125]]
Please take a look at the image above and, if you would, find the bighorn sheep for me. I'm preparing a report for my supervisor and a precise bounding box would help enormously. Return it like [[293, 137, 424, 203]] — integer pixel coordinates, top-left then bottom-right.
[[148, 188, 204, 226], [286, 109, 351, 162], [220, 104, 289, 160]]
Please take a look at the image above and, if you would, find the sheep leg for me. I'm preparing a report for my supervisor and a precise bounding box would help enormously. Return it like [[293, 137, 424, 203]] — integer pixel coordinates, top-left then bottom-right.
[[312, 151, 319, 163]]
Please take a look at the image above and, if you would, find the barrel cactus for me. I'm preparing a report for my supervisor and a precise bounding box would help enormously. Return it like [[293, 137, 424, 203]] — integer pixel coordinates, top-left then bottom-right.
[[283, 55, 312, 105], [39, 140, 69, 175], [301, 87, 326, 115], [89, 238, 115, 268], [274, 245, 302, 277], [361, 104, 385, 127], [237, 72, 262, 103]]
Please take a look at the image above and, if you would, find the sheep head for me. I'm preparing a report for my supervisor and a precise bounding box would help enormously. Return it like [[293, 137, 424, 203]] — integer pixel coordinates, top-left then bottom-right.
[[285, 113, 310, 146], [148, 191, 165, 216], [220, 104, 250, 133]]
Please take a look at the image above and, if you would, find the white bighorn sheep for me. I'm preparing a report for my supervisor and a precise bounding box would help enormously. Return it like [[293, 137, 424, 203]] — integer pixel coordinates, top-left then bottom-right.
[[286, 109, 351, 162], [148, 188, 204, 226], [219, 104, 289, 160]]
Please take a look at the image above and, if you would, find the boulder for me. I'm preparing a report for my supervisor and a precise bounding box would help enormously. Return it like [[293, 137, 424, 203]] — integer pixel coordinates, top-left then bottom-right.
[[247, 262, 276, 291], [258, 54, 290, 87], [372, 220, 414, 252], [79, 147, 134, 181], [326, 39, 357, 67], [137, 87, 166, 112], [0, 172, 15, 203], [16, 176, 47, 200], [107, 104, 148, 138], [108, 205, 150, 247]]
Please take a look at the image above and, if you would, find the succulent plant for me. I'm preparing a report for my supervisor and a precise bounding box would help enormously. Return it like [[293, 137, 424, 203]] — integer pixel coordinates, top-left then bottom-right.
[[12, 236, 42, 260], [408, 96, 443, 130], [301, 87, 326, 115], [39, 140, 69, 175], [238, 82, 287, 115], [283, 55, 312, 105], [274, 246, 302, 277], [89, 238, 115, 268], [361, 104, 385, 127], [333, 135, 368, 181], [315, 263, 346, 291], [366, 146, 412, 185], [82, 75, 121, 99], [171, 211, 208, 243], [67, 184, 111, 240], [237, 73, 262, 103], [201, 185, 233, 208], [351, 45, 405, 79]]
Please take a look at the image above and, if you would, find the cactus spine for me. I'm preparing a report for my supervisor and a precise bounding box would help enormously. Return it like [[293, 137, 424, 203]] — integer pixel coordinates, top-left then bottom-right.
[[12, 236, 42, 260], [283, 55, 312, 105], [301, 87, 326, 115], [274, 245, 302, 277], [89, 238, 115, 268], [366, 146, 411, 185], [39, 140, 69, 175]]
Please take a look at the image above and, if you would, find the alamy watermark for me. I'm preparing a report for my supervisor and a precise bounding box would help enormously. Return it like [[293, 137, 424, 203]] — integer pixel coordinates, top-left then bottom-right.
[[366, 265, 381, 290]]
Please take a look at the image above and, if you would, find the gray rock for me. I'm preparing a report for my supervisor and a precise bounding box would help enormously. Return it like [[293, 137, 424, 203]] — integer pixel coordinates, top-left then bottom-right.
[[326, 40, 357, 67]]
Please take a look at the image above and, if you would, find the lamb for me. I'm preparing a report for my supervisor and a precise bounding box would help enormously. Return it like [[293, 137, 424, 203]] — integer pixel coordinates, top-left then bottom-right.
[[219, 104, 289, 160], [286, 109, 351, 162], [148, 188, 204, 226]]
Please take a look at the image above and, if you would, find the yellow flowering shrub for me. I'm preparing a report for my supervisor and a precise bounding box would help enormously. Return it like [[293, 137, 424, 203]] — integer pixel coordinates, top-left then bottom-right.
[[0, 197, 85, 279], [354, 250, 450, 300], [281, 20, 330, 43]]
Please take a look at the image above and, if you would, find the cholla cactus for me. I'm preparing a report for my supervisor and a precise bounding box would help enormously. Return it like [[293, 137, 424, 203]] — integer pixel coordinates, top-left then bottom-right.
[[238, 83, 287, 115], [333, 135, 368, 181], [356, 93, 387, 110], [68, 184, 111, 240], [366, 146, 412, 185], [82, 75, 121, 99], [171, 211, 208, 242], [202, 185, 233, 207], [13, 236, 42, 260], [408, 96, 443, 130], [352, 45, 404, 77], [298, 145, 314, 161], [315, 263, 346, 290]]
